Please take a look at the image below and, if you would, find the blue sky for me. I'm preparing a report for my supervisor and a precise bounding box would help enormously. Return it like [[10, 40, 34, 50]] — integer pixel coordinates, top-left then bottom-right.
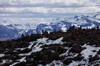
[[0, 0, 100, 25]]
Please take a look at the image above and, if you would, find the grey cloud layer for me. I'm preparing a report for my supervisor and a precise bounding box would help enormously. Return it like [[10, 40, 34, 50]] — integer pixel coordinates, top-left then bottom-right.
[[0, 0, 98, 8], [0, 0, 100, 24], [0, 7, 100, 14], [0, 0, 100, 13]]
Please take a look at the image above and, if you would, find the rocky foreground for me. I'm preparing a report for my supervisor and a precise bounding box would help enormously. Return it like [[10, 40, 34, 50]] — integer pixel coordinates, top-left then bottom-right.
[[0, 26, 100, 66]]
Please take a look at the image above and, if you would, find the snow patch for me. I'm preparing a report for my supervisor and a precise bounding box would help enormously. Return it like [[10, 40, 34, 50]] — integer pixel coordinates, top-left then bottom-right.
[[10, 62, 19, 66], [81, 44, 100, 59], [46, 60, 63, 66], [0, 54, 4, 57], [19, 37, 64, 56], [19, 57, 26, 62]]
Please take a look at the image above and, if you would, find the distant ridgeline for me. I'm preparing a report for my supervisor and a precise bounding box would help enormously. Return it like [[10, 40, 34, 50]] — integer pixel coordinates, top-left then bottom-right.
[[1, 26, 100, 66], [12, 25, 100, 42], [1, 13, 100, 41]]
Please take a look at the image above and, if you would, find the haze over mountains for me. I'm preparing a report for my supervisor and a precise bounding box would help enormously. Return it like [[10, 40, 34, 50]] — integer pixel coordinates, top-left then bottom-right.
[[0, 13, 100, 41]]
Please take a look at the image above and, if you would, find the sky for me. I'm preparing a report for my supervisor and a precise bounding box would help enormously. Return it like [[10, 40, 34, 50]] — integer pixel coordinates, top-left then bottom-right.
[[0, 0, 100, 25]]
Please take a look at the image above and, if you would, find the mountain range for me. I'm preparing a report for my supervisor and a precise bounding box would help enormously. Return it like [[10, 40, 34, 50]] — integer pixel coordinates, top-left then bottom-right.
[[0, 13, 100, 40]]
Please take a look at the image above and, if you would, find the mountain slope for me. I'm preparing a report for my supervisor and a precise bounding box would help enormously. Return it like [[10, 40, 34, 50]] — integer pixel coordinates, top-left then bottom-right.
[[36, 13, 100, 34], [0, 13, 100, 40], [0, 21, 37, 40], [0, 25, 18, 41], [0, 26, 100, 66]]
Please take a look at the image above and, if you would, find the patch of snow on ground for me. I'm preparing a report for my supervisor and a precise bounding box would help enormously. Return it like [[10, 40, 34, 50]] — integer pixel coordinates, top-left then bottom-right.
[[12, 37, 64, 66], [28, 42, 35, 49], [0, 54, 4, 57], [19, 57, 26, 62], [60, 47, 71, 57], [19, 37, 64, 56], [68, 60, 89, 66], [10, 62, 19, 66], [52, 37, 63, 44], [81, 44, 100, 59], [0, 60, 6, 65], [10, 57, 26, 66], [15, 48, 26, 51], [46, 60, 63, 66], [37, 38, 48, 43]]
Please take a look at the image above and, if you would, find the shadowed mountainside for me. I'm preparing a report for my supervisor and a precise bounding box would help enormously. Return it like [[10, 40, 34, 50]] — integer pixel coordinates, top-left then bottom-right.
[[0, 25, 18, 41]]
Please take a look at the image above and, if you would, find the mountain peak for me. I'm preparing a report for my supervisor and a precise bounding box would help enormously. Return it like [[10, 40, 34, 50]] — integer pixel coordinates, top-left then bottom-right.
[[93, 12, 100, 19], [1, 13, 100, 40], [74, 15, 78, 19]]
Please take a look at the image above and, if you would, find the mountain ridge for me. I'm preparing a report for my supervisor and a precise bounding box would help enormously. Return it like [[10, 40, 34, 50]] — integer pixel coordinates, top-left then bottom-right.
[[0, 13, 100, 40]]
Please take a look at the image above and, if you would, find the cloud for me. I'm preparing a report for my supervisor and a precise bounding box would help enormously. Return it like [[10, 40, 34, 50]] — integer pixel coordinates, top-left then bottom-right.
[[0, 0, 96, 8], [0, 6, 100, 14], [89, 0, 100, 7], [0, 0, 99, 14], [0, 0, 100, 24]]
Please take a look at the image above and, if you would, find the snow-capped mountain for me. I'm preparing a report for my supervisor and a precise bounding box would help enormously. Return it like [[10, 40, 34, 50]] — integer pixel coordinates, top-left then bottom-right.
[[0, 13, 100, 40], [36, 13, 100, 34], [1, 20, 36, 30], [0, 20, 37, 40], [0, 25, 18, 41]]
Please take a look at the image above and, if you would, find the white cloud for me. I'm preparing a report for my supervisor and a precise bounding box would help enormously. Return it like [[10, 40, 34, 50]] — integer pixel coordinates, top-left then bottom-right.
[[0, 0, 97, 7], [0, 8, 4, 11], [0, 17, 54, 26], [0, 14, 12, 16], [0, 6, 100, 14], [0, 0, 100, 24], [27, 7, 50, 13], [5, 8, 24, 12]]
